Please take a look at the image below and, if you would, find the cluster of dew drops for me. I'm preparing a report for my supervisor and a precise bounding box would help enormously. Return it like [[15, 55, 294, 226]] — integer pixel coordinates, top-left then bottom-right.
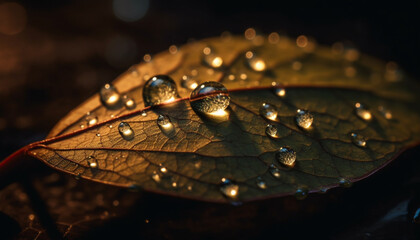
[[80, 28, 397, 201]]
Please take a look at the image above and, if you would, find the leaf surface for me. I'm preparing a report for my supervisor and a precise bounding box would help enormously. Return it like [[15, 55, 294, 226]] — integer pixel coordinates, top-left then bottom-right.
[[27, 35, 420, 202]]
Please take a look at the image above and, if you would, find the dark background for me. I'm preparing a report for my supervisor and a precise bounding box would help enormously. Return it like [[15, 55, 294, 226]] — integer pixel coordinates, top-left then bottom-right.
[[0, 0, 419, 239]]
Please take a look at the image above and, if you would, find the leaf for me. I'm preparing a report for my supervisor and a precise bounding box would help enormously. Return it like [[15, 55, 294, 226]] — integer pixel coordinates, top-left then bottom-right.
[[10, 35, 420, 203]]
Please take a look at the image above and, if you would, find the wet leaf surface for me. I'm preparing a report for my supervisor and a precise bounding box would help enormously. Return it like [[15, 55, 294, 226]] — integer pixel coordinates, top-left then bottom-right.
[[25, 36, 420, 203]]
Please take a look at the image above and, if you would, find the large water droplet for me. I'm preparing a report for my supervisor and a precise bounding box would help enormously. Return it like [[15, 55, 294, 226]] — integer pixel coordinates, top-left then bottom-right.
[[295, 109, 313, 129], [276, 147, 296, 168], [355, 103, 372, 121], [202, 46, 223, 68], [256, 177, 267, 189], [260, 103, 278, 120], [87, 156, 98, 169], [143, 75, 178, 107], [269, 164, 281, 178], [265, 124, 278, 138], [220, 178, 239, 199], [181, 75, 198, 90], [378, 106, 392, 120], [351, 133, 367, 147], [339, 178, 352, 188], [190, 82, 230, 115], [85, 112, 98, 127], [100, 83, 122, 109], [122, 95, 136, 110], [245, 51, 266, 72], [295, 188, 308, 200], [118, 122, 134, 140]]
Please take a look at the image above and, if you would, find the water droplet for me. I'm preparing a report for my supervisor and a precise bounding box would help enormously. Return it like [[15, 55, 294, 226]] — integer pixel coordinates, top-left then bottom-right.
[[118, 122, 134, 140], [129, 67, 139, 77], [274, 87, 286, 97], [168, 45, 178, 54], [122, 95, 136, 110], [100, 83, 122, 109], [145, 219, 150, 224], [276, 147, 296, 168], [351, 133, 367, 147], [187, 185, 193, 191], [143, 54, 152, 62], [87, 156, 98, 169], [245, 51, 266, 72], [159, 165, 168, 174], [269, 164, 281, 178], [85, 112, 98, 127], [96, 133, 101, 137], [239, 73, 248, 80], [292, 61, 302, 71], [413, 208, 420, 224], [339, 178, 352, 188], [378, 106, 392, 119], [265, 124, 278, 138], [268, 32, 280, 44], [260, 103, 278, 120], [355, 103, 372, 121], [244, 28, 256, 40], [220, 178, 239, 199], [295, 109, 313, 129], [295, 188, 308, 200], [190, 82, 230, 115], [157, 114, 171, 128], [202, 46, 223, 68], [256, 177, 267, 189], [180, 75, 198, 90], [141, 111, 147, 117], [28, 214, 35, 221], [296, 35, 308, 48], [143, 75, 178, 107], [112, 200, 120, 207], [171, 181, 178, 188]]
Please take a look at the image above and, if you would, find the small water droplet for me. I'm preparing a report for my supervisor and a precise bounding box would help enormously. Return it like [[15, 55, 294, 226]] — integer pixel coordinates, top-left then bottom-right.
[[190, 82, 230, 115], [141, 111, 147, 117], [171, 181, 178, 188], [143, 75, 179, 107], [378, 106, 392, 119], [145, 219, 150, 224], [202, 46, 223, 68], [274, 88, 286, 97], [96, 133, 101, 137], [220, 178, 239, 199], [351, 133, 367, 147], [355, 103, 372, 121], [260, 103, 278, 120], [118, 122, 134, 140], [159, 165, 168, 174], [28, 214, 35, 221], [292, 61, 302, 71], [276, 147, 296, 168], [85, 112, 98, 127], [269, 164, 281, 178], [244, 28, 256, 40], [295, 109, 313, 129], [265, 124, 278, 138], [295, 188, 308, 200], [413, 208, 420, 223], [239, 73, 248, 80], [122, 95, 136, 110], [256, 177, 267, 189], [157, 114, 172, 128], [151, 171, 160, 183], [180, 75, 198, 90], [109, 125, 113, 129], [87, 156, 98, 169], [168, 45, 178, 54], [339, 178, 352, 188], [80, 124, 85, 129], [112, 200, 120, 207], [143, 54, 152, 62], [245, 51, 266, 72], [296, 35, 308, 48], [100, 83, 122, 109]]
